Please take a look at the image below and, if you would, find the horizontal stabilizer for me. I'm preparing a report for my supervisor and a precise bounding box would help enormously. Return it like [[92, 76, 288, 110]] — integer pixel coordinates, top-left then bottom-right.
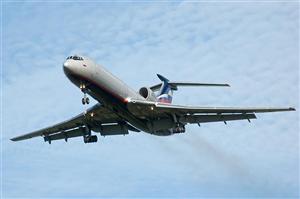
[[150, 81, 230, 91], [168, 82, 230, 90]]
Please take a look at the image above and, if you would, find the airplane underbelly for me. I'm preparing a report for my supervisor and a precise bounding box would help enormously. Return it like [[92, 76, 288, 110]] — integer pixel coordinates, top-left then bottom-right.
[[85, 80, 150, 132]]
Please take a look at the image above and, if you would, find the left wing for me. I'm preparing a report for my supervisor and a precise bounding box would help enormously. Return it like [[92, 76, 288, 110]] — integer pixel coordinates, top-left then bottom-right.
[[153, 103, 295, 114], [11, 104, 121, 141], [127, 99, 295, 124]]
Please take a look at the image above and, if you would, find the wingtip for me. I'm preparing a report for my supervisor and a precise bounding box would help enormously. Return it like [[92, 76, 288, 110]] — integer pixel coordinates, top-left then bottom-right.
[[289, 107, 296, 111], [10, 136, 22, 141]]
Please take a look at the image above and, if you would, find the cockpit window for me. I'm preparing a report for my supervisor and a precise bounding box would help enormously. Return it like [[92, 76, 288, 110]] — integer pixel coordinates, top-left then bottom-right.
[[66, 55, 84, 60]]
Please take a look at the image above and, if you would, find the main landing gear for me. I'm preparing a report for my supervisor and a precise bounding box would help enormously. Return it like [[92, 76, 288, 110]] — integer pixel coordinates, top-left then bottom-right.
[[83, 126, 98, 143], [80, 83, 90, 105]]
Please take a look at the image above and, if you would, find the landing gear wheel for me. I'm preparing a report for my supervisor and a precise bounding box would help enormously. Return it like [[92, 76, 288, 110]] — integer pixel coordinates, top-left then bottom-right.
[[81, 97, 89, 105]]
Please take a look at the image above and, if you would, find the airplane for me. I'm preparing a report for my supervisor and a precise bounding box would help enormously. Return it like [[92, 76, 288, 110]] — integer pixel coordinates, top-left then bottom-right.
[[11, 55, 296, 144]]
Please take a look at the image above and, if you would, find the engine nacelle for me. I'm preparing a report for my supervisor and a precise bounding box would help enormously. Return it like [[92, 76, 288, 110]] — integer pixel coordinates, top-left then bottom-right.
[[92, 124, 129, 136], [139, 87, 157, 101]]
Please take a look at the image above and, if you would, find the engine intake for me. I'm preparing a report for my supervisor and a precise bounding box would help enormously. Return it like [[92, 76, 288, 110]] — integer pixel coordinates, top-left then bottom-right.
[[139, 87, 157, 101]]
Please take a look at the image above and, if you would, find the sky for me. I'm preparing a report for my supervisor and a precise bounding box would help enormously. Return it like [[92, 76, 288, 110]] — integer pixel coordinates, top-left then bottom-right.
[[1, 1, 299, 198]]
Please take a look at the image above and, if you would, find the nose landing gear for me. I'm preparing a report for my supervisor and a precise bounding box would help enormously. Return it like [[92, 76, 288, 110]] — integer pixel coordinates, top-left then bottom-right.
[[82, 93, 90, 105], [80, 83, 90, 105]]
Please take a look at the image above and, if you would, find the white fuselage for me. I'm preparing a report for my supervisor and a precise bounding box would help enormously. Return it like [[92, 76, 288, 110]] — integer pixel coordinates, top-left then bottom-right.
[[63, 56, 149, 132], [63, 57, 144, 102]]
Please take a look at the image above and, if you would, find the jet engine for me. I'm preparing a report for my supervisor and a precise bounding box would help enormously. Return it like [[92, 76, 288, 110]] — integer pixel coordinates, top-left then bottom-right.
[[139, 87, 157, 101]]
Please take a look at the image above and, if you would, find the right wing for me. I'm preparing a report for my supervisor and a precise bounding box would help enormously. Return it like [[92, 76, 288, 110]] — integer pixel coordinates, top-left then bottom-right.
[[11, 104, 121, 142]]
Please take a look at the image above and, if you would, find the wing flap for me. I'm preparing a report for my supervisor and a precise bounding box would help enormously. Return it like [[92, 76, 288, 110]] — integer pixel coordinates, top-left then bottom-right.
[[180, 113, 256, 124], [43, 127, 86, 143]]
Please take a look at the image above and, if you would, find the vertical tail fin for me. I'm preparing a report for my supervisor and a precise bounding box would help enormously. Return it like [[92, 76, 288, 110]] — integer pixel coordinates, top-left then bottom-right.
[[157, 74, 173, 104]]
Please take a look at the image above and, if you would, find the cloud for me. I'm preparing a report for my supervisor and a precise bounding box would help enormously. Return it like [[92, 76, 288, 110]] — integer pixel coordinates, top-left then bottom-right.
[[2, 1, 299, 198]]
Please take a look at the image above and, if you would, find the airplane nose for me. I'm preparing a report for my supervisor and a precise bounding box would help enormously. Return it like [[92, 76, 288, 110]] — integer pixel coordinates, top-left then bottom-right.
[[63, 61, 70, 69], [63, 61, 73, 75]]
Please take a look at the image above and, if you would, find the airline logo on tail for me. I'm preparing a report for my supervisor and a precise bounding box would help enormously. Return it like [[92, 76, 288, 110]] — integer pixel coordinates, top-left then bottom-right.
[[157, 74, 173, 104], [157, 88, 173, 103]]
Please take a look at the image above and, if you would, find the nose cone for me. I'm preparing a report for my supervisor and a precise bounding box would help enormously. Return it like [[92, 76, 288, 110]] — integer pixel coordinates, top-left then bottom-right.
[[63, 61, 73, 75], [63, 61, 69, 68]]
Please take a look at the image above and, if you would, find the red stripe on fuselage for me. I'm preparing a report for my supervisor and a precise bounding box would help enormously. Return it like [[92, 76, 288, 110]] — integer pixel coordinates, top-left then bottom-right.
[[158, 98, 172, 104]]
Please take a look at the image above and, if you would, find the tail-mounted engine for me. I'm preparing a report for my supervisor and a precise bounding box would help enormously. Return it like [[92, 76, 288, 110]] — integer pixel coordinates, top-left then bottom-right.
[[139, 87, 157, 102]]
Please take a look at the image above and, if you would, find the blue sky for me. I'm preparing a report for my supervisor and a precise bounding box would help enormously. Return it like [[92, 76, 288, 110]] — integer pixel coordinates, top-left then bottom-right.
[[2, 1, 299, 198]]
